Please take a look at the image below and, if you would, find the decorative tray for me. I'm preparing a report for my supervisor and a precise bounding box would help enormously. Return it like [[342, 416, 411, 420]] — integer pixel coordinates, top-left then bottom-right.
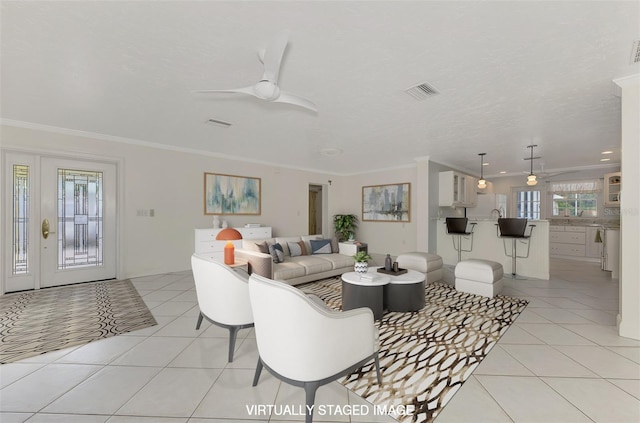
[[377, 267, 408, 276]]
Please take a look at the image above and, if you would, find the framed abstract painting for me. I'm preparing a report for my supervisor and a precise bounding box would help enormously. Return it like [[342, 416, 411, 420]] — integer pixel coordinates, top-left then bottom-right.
[[362, 182, 410, 222], [204, 173, 261, 215]]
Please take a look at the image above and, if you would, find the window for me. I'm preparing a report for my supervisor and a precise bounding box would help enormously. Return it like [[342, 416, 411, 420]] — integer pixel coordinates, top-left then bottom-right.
[[549, 179, 601, 218], [13, 164, 30, 274], [552, 193, 597, 217], [515, 190, 541, 220]]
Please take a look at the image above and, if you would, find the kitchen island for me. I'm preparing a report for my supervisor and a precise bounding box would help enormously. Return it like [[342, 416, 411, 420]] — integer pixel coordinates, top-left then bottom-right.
[[436, 219, 550, 280]]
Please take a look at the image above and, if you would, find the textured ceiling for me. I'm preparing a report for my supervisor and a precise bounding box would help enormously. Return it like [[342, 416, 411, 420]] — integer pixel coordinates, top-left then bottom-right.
[[1, 1, 638, 176]]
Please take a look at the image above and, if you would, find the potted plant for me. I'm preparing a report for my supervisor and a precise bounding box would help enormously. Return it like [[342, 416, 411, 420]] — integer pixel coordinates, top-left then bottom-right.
[[353, 250, 372, 274], [333, 214, 359, 241]]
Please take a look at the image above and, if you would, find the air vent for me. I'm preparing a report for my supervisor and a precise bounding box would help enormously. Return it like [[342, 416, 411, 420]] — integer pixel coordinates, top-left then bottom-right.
[[405, 82, 439, 100], [632, 39, 640, 64], [207, 118, 232, 128]]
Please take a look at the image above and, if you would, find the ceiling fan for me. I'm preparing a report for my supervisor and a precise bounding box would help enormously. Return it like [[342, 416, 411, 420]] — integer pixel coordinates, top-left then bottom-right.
[[195, 30, 318, 112], [522, 162, 577, 180]]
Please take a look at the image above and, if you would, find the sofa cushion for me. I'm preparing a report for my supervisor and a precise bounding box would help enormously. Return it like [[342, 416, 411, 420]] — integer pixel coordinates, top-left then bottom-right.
[[242, 238, 275, 251], [301, 235, 322, 254], [330, 236, 339, 253], [310, 239, 332, 254], [273, 261, 306, 280], [288, 256, 333, 274], [315, 253, 354, 270], [288, 241, 308, 257], [275, 236, 302, 256]]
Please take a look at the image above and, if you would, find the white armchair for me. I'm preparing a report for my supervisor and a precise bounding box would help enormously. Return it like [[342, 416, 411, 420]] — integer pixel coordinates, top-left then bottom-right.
[[191, 254, 253, 362], [248, 273, 381, 423]]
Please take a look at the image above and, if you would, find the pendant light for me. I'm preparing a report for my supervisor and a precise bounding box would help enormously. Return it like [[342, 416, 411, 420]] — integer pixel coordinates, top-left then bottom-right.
[[477, 153, 487, 189], [526, 144, 538, 186]]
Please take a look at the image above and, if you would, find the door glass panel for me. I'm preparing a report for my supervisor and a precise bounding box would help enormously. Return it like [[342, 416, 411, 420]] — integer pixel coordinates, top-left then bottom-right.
[[13, 165, 30, 274], [57, 169, 103, 269], [516, 190, 541, 219]]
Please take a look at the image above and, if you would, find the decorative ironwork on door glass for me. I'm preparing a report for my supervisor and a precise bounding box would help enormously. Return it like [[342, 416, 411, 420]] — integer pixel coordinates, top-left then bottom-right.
[[57, 169, 104, 269], [13, 165, 30, 274]]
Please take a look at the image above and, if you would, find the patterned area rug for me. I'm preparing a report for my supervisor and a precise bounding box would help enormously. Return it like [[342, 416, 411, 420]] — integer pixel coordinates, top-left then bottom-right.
[[0, 279, 157, 364], [302, 278, 528, 423]]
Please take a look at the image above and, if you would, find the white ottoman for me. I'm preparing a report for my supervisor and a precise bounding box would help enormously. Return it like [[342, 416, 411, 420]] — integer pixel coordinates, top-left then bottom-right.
[[455, 259, 504, 298], [396, 252, 443, 284]]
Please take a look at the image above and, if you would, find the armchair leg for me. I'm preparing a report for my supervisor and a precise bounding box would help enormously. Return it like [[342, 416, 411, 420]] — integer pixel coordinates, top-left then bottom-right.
[[227, 326, 241, 362], [195, 312, 204, 330], [303, 382, 320, 423], [252, 357, 263, 387], [374, 353, 382, 384]]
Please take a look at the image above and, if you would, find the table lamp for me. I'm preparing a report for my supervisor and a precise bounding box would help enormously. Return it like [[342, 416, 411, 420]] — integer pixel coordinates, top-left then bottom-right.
[[215, 228, 243, 265]]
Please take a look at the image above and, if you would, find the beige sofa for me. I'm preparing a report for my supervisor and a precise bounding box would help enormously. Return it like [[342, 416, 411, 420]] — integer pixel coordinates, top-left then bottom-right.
[[236, 235, 355, 286]]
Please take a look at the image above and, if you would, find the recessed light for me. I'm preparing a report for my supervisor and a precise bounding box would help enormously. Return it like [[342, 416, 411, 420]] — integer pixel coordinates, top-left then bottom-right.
[[600, 158, 611, 162], [320, 148, 343, 156], [601, 151, 613, 154], [482, 162, 489, 166], [499, 171, 507, 174]]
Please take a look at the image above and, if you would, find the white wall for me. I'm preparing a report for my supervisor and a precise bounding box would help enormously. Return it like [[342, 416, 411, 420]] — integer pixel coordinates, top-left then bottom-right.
[[336, 166, 419, 256], [1, 124, 340, 278], [615, 74, 640, 341]]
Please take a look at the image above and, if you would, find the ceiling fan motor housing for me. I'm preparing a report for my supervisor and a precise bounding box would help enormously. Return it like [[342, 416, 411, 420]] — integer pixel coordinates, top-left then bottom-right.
[[254, 80, 280, 100]]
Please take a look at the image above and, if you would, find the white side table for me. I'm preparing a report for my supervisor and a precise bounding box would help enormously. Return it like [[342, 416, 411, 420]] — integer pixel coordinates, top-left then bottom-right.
[[338, 241, 368, 256]]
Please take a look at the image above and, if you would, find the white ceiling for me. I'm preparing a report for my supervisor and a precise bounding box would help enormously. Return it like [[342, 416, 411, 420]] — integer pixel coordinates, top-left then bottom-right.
[[1, 1, 638, 176]]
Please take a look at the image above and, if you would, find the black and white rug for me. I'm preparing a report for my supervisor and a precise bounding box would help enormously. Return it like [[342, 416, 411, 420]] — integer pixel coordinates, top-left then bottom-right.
[[302, 278, 528, 423], [0, 279, 157, 364]]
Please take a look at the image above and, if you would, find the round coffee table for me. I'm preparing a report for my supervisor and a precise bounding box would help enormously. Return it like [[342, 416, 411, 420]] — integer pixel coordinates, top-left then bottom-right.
[[341, 271, 390, 320], [381, 268, 426, 312]]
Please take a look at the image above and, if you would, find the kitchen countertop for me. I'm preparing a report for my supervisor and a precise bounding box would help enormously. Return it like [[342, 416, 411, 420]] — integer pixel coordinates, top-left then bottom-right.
[[549, 218, 620, 229]]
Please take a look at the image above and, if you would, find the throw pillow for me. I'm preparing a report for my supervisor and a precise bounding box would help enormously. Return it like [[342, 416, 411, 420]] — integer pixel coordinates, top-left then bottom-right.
[[288, 241, 308, 257], [245, 241, 269, 254], [268, 243, 284, 263], [310, 239, 332, 254], [330, 236, 339, 253], [255, 241, 270, 254]]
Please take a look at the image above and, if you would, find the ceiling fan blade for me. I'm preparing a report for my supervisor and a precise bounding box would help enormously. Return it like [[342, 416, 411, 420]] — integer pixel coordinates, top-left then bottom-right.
[[194, 85, 256, 97], [273, 90, 318, 112], [262, 30, 290, 83]]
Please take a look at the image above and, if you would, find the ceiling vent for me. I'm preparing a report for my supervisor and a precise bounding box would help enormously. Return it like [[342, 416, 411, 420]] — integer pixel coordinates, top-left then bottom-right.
[[207, 118, 232, 128], [632, 39, 640, 64], [405, 82, 439, 100]]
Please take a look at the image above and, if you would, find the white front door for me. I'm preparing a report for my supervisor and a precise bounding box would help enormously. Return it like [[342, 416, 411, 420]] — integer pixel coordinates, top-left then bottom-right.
[[3, 152, 117, 293]]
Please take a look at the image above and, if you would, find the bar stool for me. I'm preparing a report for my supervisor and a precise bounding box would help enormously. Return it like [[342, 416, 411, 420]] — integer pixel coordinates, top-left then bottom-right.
[[445, 217, 476, 263], [496, 218, 535, 279]]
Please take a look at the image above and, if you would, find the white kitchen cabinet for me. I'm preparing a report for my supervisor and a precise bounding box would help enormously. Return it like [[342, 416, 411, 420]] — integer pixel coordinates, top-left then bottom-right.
[[549, 225, 586, 258], [439, 171, 477, 207], [550, 243, 586, 257], [604, 172, 621, 207], [465, 175, 478, 207], [549, 225, 603, 260]]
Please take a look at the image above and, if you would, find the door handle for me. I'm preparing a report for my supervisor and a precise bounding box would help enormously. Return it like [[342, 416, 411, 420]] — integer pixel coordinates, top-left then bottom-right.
[[42, 219, 50, 239]]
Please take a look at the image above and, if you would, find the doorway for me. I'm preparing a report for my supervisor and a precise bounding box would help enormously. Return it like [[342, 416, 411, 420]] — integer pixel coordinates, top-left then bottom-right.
[[3, 152, 117, 293], [308, 184, 323, 235]]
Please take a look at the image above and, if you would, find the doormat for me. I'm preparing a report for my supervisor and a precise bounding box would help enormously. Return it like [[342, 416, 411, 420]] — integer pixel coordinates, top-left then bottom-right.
[[302, 278, 528, 423], [0, 279, 157, 364]]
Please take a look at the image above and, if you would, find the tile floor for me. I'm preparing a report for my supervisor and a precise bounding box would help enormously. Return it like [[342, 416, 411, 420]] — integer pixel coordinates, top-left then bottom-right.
[[1, 258, 639, 422]]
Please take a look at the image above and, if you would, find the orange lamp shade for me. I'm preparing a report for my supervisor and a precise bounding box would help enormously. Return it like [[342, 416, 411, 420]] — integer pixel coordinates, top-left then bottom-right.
[[216, 228, 243, 265]]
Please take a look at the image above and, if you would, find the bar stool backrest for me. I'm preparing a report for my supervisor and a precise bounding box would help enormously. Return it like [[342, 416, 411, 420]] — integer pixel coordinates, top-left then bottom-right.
[[446, 217, 469, 234], [498, 218, 528, 238]]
